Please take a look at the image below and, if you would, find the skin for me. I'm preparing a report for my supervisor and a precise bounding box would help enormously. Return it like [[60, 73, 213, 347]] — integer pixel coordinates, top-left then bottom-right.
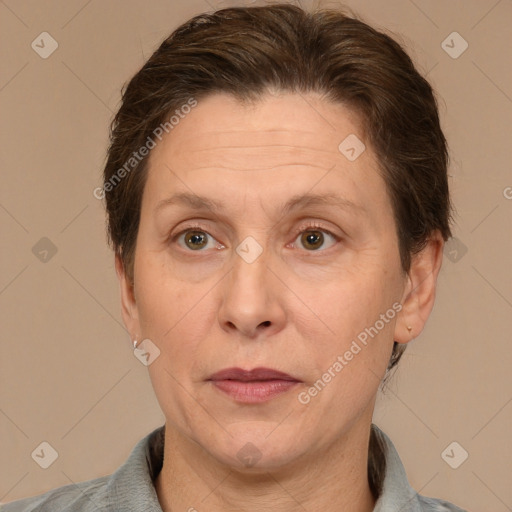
[[116, 91, 444, 512]]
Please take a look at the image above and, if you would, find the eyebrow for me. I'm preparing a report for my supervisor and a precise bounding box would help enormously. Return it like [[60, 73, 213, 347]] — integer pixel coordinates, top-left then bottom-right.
[[154, 192, 364, 216]]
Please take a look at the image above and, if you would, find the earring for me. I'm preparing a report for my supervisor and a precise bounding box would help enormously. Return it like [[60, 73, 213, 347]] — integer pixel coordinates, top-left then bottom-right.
[[133, 339, 138, 349], [407, 326, 412, 332]]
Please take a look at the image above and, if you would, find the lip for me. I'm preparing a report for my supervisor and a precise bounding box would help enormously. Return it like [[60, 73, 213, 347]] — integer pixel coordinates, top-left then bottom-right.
[[207, 367, 301, 404], [208, 367, 300, 382]]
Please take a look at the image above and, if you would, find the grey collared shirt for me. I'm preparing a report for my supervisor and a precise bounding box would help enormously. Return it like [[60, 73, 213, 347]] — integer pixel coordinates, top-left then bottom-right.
[[2, 425, 467, 511]]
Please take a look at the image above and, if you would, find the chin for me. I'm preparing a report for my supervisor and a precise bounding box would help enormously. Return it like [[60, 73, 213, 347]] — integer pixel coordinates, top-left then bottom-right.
[[203, 426, 307, 472]]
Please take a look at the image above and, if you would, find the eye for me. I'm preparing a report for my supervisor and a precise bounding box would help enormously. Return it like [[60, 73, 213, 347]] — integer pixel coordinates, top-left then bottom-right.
[[171, 223, 340, 252], [174, 226, 224, 251], [291, 224, 339, 251]]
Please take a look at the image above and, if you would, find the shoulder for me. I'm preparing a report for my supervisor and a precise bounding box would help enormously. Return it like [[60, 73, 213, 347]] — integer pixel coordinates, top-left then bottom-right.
[[1, 475, 111, 512], [417, 495, 468, 511], [1, 425, 165, 512]]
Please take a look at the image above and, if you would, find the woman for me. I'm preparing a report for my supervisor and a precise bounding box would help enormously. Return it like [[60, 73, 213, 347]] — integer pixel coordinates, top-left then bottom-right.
[[4, 3, 467, 511]]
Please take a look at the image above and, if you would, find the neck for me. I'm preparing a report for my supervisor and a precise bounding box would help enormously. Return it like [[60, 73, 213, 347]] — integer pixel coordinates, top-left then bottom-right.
[[155, 419, 376, 512]]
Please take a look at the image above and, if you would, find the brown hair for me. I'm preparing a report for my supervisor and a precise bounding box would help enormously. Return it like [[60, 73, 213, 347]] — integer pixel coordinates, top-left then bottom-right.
[[102, 3, 451, 499]]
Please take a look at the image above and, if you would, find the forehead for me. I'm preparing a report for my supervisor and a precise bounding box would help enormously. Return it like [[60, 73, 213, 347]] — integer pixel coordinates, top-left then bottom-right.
[[151, 91, 370, 173], [143, 92, 389, 219]]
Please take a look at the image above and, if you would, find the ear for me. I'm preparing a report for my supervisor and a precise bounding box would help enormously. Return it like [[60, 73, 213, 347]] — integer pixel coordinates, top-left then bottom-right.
[[394, 231, 444, 344], [115, 252, 140, 340]]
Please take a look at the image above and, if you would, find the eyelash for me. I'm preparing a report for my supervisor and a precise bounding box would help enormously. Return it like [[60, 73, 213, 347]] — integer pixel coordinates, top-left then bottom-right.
[[171, 222, 340, 252]]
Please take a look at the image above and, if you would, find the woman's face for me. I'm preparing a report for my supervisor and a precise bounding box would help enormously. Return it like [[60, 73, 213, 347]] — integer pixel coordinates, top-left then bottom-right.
[[118, 91, 433, 470]]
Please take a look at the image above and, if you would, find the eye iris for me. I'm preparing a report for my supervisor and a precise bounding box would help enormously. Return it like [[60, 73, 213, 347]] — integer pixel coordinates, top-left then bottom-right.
[[185, 230, 207, 250], [301, 230, 323, 250]]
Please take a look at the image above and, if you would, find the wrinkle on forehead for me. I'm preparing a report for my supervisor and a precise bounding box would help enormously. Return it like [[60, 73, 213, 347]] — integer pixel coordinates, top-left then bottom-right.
[[180, 148, 338, 173], [148, 92, 371, 175], [162, 129, 351, 173]]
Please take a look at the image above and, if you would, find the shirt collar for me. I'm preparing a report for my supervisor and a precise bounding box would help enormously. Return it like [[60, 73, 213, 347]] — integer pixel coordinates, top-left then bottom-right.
[[106, 426, 164, 511], [372, 425, 425, 511]]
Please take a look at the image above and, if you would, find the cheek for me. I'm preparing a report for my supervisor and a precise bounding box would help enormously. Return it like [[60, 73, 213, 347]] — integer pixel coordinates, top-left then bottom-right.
[[291, 253, 400, 338], [134, 251, 207, 349], [289, 256, 401, 393], [294, 279, 397, 432]]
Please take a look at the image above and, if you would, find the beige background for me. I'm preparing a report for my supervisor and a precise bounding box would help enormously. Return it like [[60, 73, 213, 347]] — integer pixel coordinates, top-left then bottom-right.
[[1, 0, 511, 509]]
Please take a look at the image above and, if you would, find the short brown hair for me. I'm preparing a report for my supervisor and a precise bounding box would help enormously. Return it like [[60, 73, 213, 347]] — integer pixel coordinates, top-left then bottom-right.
[[102, 3, 451, 497]]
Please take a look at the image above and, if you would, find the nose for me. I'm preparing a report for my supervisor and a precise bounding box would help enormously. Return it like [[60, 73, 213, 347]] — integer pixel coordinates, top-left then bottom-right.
[[217, 244, 287, 339]]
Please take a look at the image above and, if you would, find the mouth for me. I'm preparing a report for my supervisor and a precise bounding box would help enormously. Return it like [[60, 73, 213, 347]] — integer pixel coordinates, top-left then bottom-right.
[[207, 367, 301, 403]]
